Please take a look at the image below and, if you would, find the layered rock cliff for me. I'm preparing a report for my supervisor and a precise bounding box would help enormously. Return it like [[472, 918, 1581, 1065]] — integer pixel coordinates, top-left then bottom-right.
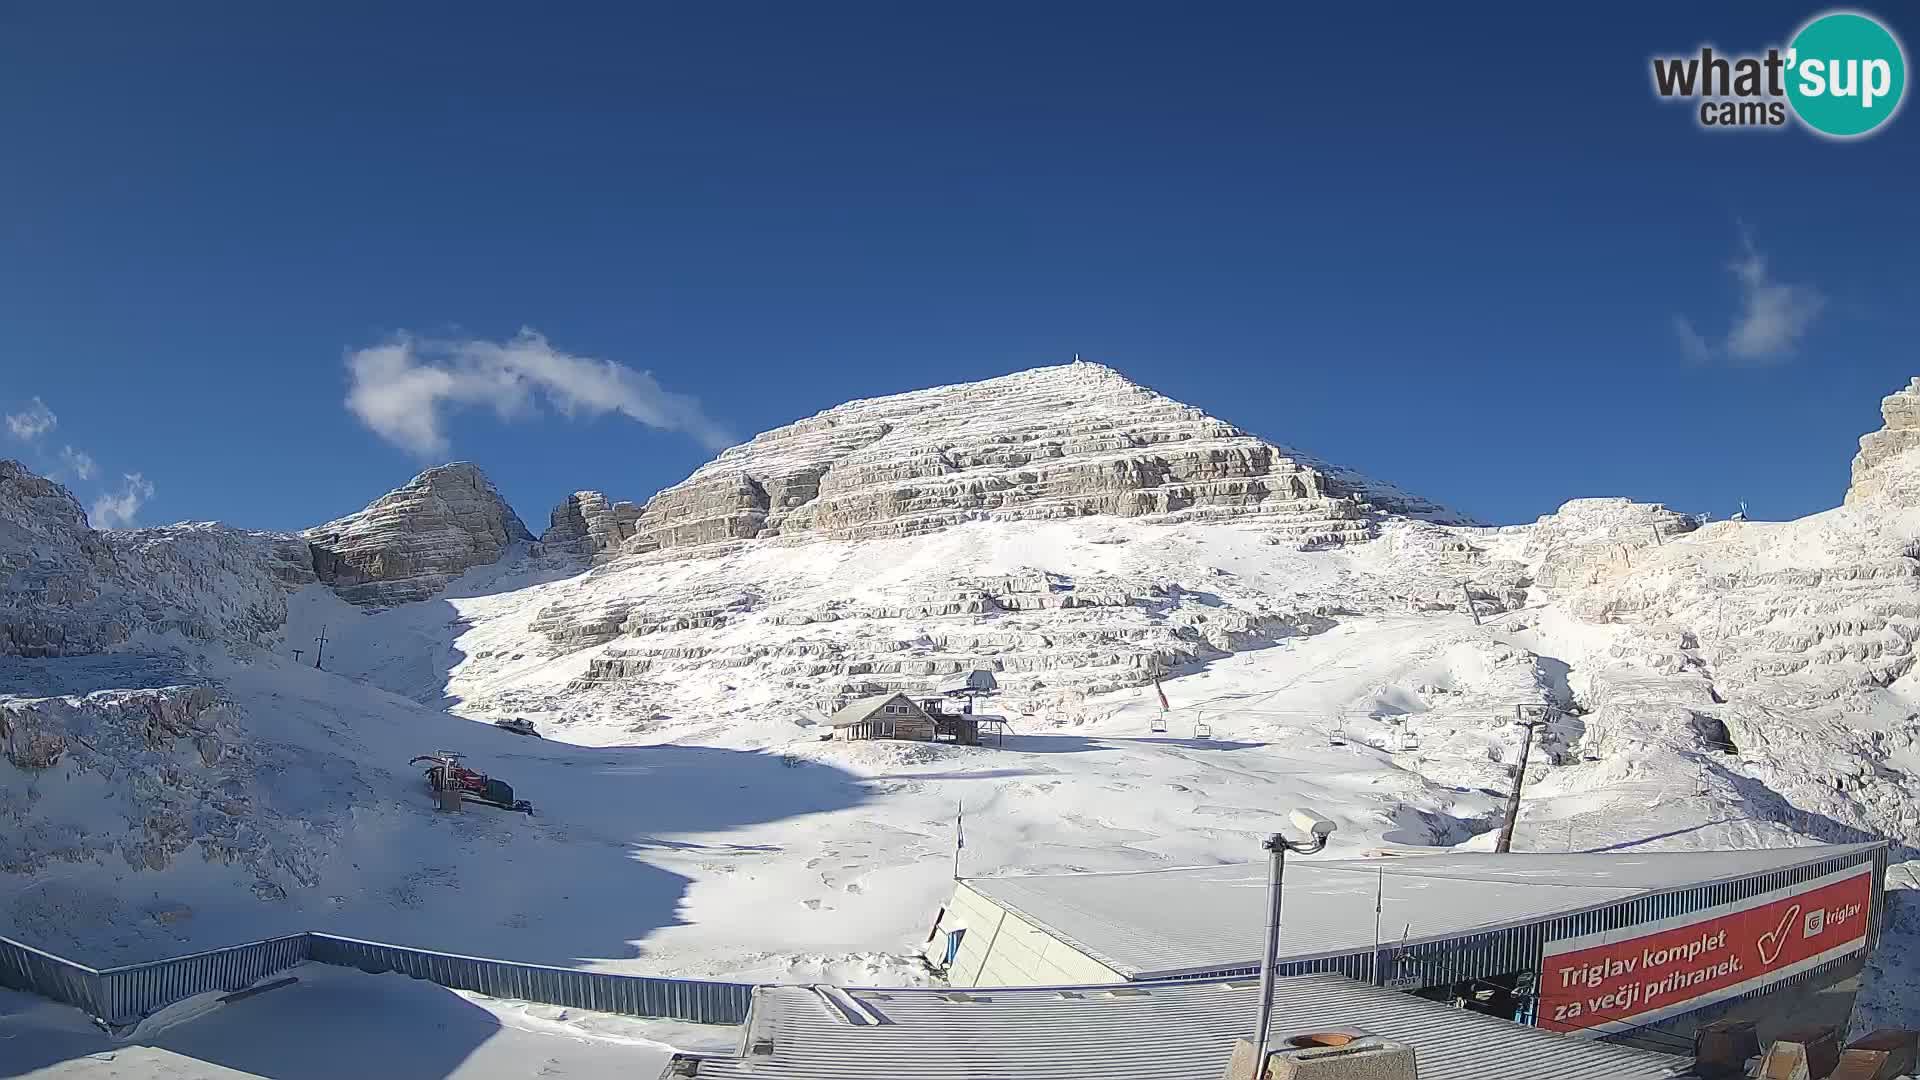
[[538, 490, 644, 561], [1849, 377, 1920, 506], [304, 463, 533, 607], [539, 362, 1468, 563]]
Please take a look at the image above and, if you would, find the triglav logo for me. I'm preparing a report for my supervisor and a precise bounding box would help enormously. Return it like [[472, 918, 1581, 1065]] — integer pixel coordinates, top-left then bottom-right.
[[1651, 9, 1907, 138]]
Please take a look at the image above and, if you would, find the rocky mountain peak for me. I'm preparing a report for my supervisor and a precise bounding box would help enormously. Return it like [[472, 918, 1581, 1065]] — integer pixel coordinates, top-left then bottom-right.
[[542, 363, 1467, 562], [1846, 377, 1920, 506], [303, 462, 533, 608], [2, 459, 116, 569]]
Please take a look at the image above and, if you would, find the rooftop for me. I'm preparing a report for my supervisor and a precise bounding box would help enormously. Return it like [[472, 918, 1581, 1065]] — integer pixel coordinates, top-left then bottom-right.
[[1, 963, 729, 1079], [828, 693, 912, 727], [671, 973, 1691, 1080], [963, 843, 1883, 979]]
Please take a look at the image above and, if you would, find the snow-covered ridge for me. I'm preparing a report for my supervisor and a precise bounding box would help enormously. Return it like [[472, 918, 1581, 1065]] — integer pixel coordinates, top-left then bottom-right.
[[1, 460, 313, 658], [540, 361, 1471, 563]]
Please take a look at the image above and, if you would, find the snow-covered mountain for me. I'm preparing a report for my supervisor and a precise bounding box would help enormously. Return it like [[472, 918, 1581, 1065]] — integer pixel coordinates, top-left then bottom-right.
[[535, 360, 1469, 563], [3, 363, 1918, 1029]]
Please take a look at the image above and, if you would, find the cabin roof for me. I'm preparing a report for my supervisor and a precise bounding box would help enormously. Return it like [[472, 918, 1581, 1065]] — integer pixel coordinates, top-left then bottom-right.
[[829, 692, 924, 728]]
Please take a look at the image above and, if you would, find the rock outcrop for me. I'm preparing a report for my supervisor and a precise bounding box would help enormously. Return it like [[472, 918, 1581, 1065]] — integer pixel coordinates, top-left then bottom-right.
[[2, 461, 310, 657], [594, 362, 1468, 560], [538, 490, 644, 561], [1, 460, 126, 656], [304, 463, 533, 607], [1848, 377, 1920, 505]]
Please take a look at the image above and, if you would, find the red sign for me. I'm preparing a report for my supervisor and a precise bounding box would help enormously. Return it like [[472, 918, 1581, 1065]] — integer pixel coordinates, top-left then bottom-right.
[[1538, 866, 1873, 1034]]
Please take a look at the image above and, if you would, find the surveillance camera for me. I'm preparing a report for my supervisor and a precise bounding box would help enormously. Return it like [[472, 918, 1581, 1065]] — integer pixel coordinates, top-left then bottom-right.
[[1291, 809, 1337, 839]]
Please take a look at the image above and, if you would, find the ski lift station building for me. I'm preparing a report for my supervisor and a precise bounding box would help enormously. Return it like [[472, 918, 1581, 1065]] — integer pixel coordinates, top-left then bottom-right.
[[927, 841, 1888, 1046]]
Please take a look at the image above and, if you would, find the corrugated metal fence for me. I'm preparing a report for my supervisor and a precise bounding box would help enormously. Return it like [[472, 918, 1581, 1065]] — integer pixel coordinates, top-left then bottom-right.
[[308, 934, 754, 1024], [0, 930, 752, 1029], [1159, 843, 1891, 1028], [0, 933, 104, 1017], [92, 934, 312, 1027]]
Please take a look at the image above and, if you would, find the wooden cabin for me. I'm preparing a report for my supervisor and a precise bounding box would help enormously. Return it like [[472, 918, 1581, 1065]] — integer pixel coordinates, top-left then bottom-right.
[[831, 693, 937, 742]]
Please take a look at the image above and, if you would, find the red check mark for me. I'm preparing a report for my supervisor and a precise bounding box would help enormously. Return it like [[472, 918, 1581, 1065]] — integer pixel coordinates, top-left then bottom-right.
[[1757, 904, 1802, 966]]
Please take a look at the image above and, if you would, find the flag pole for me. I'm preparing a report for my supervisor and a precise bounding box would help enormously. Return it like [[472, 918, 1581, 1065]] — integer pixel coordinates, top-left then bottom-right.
[[954, 799, 964, 880]]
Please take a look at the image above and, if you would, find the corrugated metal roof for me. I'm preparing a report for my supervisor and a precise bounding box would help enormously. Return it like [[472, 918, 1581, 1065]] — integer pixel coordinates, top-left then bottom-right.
[[672, 973, 1692, 1080], [964, 843, 1882, 979]]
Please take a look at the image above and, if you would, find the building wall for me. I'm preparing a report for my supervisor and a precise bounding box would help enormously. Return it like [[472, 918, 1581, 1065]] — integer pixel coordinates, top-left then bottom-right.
[[937, 884, 1126, 988], [894, 711, 936, 741]]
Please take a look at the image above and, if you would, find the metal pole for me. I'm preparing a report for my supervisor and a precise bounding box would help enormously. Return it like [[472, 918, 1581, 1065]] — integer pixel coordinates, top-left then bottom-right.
[[1252, 835, 1286, 1059], [1495, 719, 1542, 853], [1460, 583, 1480, 626], [1371, 867, 1384, 986]]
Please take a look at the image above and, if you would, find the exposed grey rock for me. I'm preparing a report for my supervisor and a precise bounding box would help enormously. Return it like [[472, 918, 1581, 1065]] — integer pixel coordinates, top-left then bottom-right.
[[1, 460, 127, 657], [601, 362, 1468, 559], [538, 490, 643, 562], [304, 462, 532, 607], [1, 461, 313, 657], [0, 699, 68, 768], [1848, 377, 1920, 505]]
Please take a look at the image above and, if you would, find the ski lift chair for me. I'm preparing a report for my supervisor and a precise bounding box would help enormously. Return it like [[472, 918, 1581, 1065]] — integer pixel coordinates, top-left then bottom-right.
[[1194, 721, 1213, 739], [1150, 713, 1168, 734]]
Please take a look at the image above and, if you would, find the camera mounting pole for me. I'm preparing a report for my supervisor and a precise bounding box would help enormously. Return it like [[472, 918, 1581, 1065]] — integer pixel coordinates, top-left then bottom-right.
[[1252, 811, 1337, 1062]]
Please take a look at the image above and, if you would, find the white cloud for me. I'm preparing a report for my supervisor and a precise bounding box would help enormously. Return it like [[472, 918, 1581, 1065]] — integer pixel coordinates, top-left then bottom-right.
[[343, 330, 734, 458], [1672, 316, 1714, 367], [1724, 232, 1825, 362], [59, 445, 97, 481], [91, 473, 155, 529], [5, 397, 57, 440], [1673, 227, 1825, 366]]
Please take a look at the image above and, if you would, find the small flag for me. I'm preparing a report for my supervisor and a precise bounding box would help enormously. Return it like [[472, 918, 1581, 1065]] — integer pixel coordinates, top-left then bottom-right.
[[1154, 676, 1169, 711]]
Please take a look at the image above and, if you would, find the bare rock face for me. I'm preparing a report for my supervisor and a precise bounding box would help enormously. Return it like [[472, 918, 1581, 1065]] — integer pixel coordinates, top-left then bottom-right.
[[538, 490, 644, 562], [1847, 377, 1920, 505], [304, 463, 533, 607], [1, 460, 126, 656], [2, 461, 311, 657], [607, 362, 1467, 559]]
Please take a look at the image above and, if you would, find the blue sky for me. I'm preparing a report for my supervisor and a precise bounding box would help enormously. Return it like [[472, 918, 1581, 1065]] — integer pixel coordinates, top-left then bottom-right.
[[3, 3, 1916, 531]]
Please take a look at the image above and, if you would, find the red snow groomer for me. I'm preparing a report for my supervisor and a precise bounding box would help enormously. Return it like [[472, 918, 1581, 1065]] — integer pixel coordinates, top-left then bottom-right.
[[410, 751, 533, 814]]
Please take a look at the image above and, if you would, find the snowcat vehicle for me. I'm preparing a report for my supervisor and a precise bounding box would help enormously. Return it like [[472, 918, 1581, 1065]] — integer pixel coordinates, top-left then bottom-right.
[[409, 751, 534, 814], [493, 717, 542, 737]]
